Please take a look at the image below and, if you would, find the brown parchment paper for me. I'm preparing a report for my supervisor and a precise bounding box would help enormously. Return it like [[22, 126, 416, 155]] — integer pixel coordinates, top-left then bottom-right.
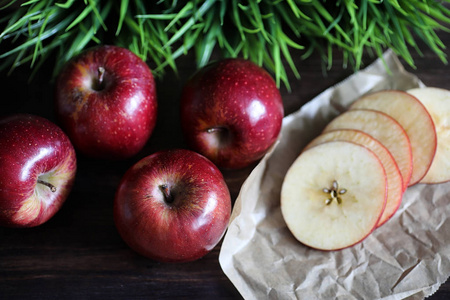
[[219, 50, 450, 300]]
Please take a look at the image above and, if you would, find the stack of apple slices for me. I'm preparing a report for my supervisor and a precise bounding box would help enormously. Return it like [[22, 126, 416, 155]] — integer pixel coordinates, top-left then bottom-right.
[[281, 87, 450, 251]]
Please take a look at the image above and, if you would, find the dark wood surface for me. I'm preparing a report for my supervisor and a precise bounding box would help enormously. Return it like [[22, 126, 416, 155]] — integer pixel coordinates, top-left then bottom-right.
[[1, 28, 450, 299]]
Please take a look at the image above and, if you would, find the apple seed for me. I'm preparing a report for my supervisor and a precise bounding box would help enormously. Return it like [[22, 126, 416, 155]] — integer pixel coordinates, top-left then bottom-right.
[[323, 180, 346, 205]]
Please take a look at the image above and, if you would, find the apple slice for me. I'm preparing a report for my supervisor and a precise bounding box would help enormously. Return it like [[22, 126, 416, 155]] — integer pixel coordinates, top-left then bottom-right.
[[281, 141, 387, 251], [407, 87, 450, 184], [324, 109, 412, 192], [306, 129, 403, 227], [349, 90, 437, 186]]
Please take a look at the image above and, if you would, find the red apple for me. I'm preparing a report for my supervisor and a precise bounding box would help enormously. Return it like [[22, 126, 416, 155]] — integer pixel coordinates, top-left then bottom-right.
[[180, 58, 284, 169], [113, 149, 232, 263], [55, 45, 157, 160], [0, 114, 77, 227]]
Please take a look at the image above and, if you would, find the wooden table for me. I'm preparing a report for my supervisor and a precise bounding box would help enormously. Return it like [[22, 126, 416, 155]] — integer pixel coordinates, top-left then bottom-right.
[[1, 30, 449, 299]]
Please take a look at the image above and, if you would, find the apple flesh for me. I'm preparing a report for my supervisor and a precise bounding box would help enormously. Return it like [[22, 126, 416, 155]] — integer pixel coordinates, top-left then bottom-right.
[[55, 45, 157, 160], [281, 141, 387, 251], [113, 149, 232, 263], [180, 58, 284, 169], [407, 87, 450, 184], [349, 90, 437, 186], [324, 109, 412, 191], [306, 129, 403, 227], [0, 114, 77, 227]]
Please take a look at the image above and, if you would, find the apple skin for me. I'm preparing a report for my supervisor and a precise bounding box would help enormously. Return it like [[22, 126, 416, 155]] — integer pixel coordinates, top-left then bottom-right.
[[113, 149, 232, 263], [0, 114, 77, 228], [55, 45, 157, 160], [180, 58, 284, 169]]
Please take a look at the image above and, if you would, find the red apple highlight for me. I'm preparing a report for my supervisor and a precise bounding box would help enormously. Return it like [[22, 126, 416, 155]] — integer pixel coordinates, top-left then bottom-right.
[[180, 58, 284, 169], [0, 114, 77, 227], [55, 45, 157, 160], [113, 149, 232, 263]]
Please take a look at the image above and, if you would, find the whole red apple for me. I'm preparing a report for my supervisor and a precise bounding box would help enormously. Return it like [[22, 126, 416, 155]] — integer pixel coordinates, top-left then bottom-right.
[[0, 114, 77, 227], [180, 58, 284, 169], [55, 45, 157, 160], [113, 149, 231, 263]]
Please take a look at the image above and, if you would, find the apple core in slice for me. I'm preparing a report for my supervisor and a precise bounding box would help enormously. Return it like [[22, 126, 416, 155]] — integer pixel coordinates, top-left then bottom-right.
[[306, 129, 403, 227], [350, 90, 437, 185], [407, 87, 450, 184], [324, 109, 412, 192], [281, 141, 387, 251]]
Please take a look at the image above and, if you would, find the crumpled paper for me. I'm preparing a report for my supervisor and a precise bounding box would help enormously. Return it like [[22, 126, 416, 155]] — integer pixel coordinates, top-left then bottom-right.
[[219, 50, 450, 300]]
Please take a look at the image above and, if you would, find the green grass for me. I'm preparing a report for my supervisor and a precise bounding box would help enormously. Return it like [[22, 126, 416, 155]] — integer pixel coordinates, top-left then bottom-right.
[[1, 0, 449, 88]]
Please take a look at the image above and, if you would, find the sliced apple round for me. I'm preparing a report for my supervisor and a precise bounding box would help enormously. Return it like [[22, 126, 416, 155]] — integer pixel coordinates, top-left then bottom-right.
[[349, 90, 437, 186], [323, 109, 412, 192], [281, 141, 387, 251], [306, 129, 403, 227], [407, 87, 450, 184]]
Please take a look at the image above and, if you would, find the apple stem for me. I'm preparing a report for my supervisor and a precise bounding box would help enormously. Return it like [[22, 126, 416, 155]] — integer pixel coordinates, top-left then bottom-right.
[[159, 184, 174, 204], [98, 67, 105, 85], [205, 126, 231, 146], [206, 127, 221, 133], [37, 179, 57, 193]]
